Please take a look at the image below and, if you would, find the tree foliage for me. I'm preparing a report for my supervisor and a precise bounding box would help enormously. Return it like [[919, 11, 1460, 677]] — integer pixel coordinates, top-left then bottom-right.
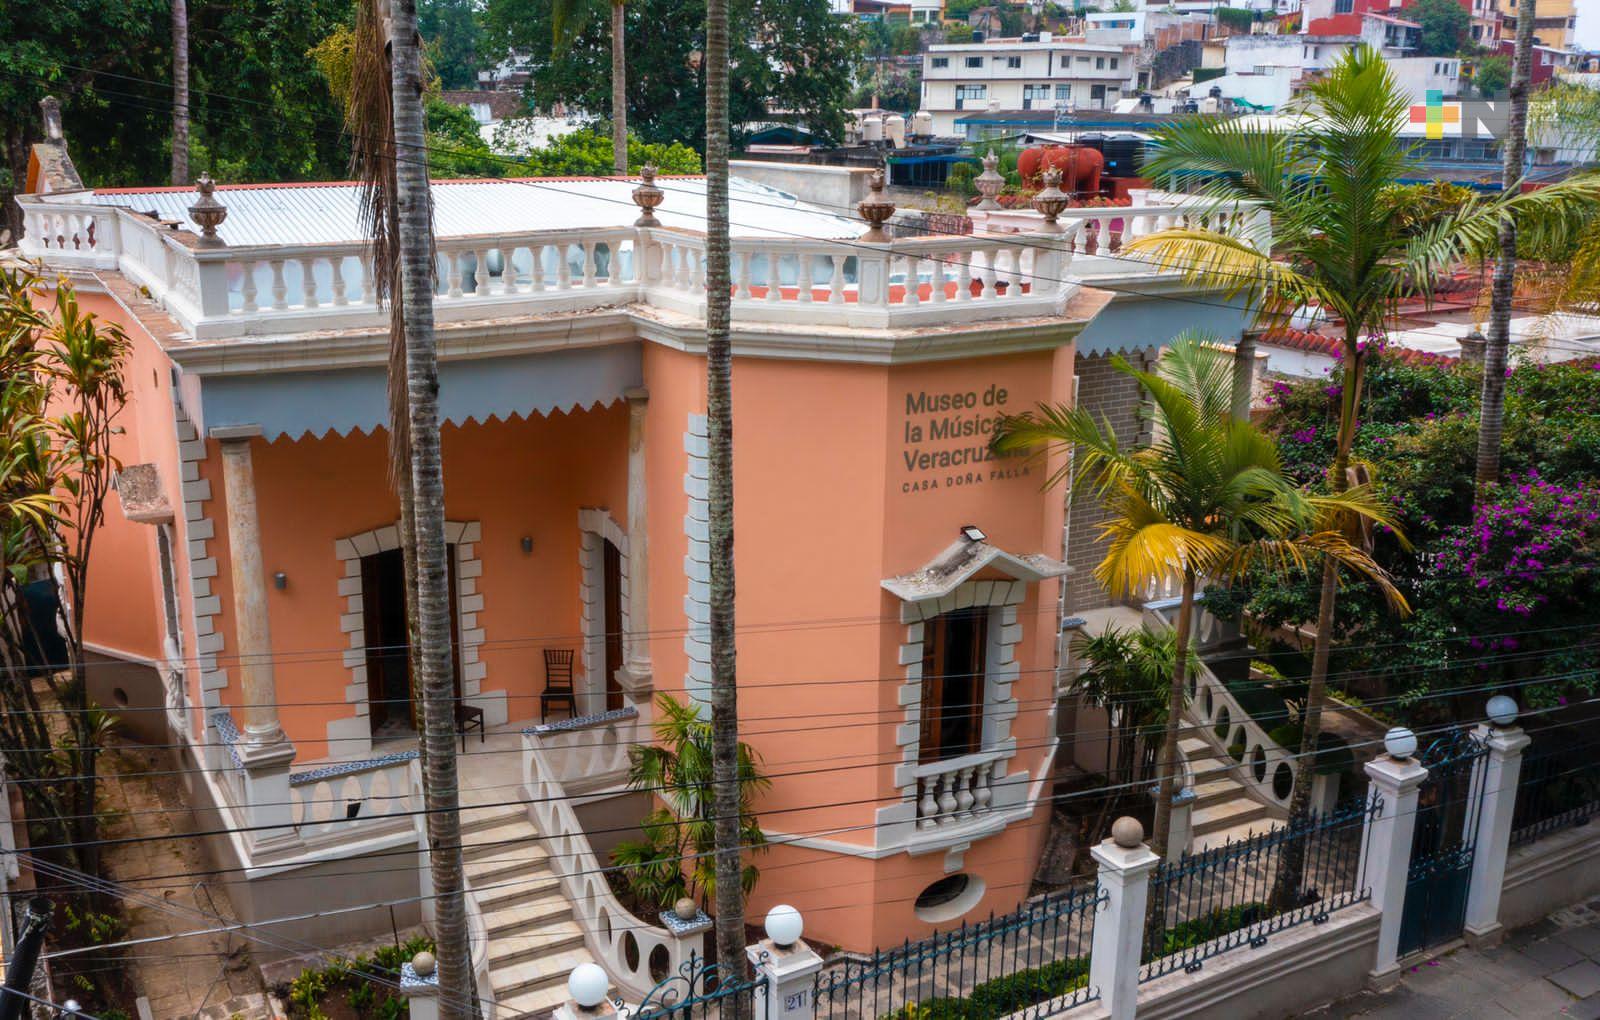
[[482, 0, 858, 147], [1473, 55, 1511, 98], [1413, 0, 1472, 57], [419, 0, 483, 90], [0, 267, 130, 917], [493, 126, 702, 175], [610, 694, 769, 907]]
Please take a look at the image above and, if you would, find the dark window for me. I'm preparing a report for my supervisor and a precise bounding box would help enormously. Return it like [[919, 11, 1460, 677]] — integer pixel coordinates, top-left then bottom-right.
[[932, 56, 949, 68], [965, 56, 984, 68], [363, 545, 462, 738], [603, 539, 625, 711], [918, 608, 988, 764], [915, 873, 972, 911]]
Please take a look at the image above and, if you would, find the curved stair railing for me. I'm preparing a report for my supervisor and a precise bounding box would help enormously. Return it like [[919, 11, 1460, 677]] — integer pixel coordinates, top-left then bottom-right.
[[520, 709, 707, 1001]]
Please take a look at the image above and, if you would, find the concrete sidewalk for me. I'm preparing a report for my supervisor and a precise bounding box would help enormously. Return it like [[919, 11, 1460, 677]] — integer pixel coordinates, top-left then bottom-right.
[[1299, 908, 1600, 1016], [1303, 901, 1600, 1019]]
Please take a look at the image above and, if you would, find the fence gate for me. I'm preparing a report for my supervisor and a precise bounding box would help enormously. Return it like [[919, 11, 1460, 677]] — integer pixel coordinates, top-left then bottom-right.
[[1398, 729, 1488, 957]]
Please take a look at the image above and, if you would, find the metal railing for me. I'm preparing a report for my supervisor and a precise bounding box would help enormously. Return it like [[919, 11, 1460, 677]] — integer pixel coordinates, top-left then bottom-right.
[[628, 953, 770, 1020], [1510, 742, 1600, 848], [1140, 797, 1374, 982], [813, 881, 1103, 1020]]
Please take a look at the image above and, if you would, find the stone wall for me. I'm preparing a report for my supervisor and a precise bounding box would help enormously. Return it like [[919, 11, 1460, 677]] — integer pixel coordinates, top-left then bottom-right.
[[1064, 348, 1156, 614]]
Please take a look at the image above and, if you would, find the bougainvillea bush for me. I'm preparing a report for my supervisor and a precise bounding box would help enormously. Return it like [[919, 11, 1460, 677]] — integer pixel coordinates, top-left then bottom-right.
[[1207, 349, 1600, 716]]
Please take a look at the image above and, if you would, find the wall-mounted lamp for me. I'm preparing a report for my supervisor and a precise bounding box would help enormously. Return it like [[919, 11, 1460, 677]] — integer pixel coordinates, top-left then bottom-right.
[[521, 536, 534, 555], [960, 524, 987, 543], [273, 571, 288, 590]]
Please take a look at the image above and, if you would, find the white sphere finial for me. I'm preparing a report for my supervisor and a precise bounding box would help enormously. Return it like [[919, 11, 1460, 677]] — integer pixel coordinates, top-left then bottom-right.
[[1487, 695, 1519, 728], [1384, 726, 1418, 761], [765, 904, 804, 948], [568, 963, 609, 1009], [411, 950, 436, 977]]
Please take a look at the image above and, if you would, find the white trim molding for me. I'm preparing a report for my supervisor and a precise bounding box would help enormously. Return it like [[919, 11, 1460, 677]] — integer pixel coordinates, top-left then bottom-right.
[[577, 507, 631, 715], [172, 403, 226, 730], [330, 520, 499, 755], [682, 413, 711, 708]]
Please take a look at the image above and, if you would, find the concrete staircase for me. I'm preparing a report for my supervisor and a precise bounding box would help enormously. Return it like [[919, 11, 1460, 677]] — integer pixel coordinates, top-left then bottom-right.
[[1178, 733, 1286, 852], [459, 804, 597, 1018]]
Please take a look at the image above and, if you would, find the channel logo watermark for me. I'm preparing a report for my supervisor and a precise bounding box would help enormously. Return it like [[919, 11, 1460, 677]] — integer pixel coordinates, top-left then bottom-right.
[[1407, 90, 1511, 140]]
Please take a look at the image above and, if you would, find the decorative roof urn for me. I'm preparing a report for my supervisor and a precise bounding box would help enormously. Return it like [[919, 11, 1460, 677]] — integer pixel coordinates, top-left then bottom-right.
[[1030, 165, 1070, 233], [973, 149, 1004, 211], [632, 164, 665, 227], [187, 174, 228, 248], [857, 168, 896, 242]]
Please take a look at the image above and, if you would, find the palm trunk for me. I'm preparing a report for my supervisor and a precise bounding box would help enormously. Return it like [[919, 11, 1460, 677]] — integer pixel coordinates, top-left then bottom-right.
[[611, 0, 627, 175], [1150, 570, 1195, 860], [171, 0, 189, 186], [1279, 330, 1367, 903], [390, 3, 471, 1016], [705, 0, 746, 988], [1475, 0, 1534, 496]]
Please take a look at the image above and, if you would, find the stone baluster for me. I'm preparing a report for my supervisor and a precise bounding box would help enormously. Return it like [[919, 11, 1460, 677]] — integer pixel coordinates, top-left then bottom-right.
[[955, 257, 972, 302], [531, 246, 547, 292], [329, 257, 348, 306], [1097, 217, 1113, 254], [954, 766, 976, 819], [980, 249, 997, 299], [299, 258, 319, 309], [270, 259, 288, 310], [557, 245, 574, 290], [241, 262, 259, 313], [937, 772, 958, 822], [765, 254, 783, 302], [734, 251, 752, 300], [582, 241, 597, 288], [930, 257, 947, 303], [359, 256, 376, 304], [829, 255, 846, 304], [797, 252, 814, 303], [903, 256, 920, 306], [471, 247, 488, 293], [919, 777, 939, 829], [973, 762, 993, 814]]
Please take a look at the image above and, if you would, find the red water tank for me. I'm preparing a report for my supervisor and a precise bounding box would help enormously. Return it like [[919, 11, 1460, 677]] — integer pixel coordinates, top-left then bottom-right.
[[1017, 145, 1105, 197]]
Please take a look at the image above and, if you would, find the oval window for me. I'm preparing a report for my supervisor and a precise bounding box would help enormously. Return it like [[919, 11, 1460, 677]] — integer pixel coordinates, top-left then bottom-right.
[[913, 873, 986, 924]]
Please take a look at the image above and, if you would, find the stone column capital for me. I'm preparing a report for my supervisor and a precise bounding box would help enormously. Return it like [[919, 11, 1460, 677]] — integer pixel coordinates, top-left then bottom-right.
[[1090, 837, 1160, 881], [1363, 753, 1429, 795], [1480, 723, 1531, 757], [624, 386, 649, 406]]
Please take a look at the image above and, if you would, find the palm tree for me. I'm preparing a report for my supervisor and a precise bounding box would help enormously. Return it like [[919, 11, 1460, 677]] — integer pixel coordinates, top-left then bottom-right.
[[171, 0, 189, 185], [703, 0, 747, 983], [552, 0, 629, 175], [1070, 626, 1175, 844], [993, 338, 1405, 858], [1124, 46, 1598, 842], [1475, 0, 1536, 494], [349, 0, 472, 1015]]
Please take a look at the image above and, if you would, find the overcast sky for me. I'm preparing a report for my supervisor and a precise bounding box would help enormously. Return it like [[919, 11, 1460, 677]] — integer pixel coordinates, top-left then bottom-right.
[[1576, 0, 1600, 51]]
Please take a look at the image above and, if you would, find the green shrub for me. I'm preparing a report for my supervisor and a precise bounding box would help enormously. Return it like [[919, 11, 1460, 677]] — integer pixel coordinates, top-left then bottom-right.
[[1159, 902, 1267, 955], [878, 956, 1088, 1019]]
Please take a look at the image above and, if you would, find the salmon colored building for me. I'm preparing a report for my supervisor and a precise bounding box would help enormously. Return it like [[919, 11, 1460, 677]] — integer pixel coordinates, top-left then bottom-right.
[[16, 117, 1261, 1013]]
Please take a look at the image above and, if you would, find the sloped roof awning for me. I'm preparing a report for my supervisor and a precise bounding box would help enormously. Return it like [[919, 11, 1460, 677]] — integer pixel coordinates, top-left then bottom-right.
[[882, 537, 1069, 604]]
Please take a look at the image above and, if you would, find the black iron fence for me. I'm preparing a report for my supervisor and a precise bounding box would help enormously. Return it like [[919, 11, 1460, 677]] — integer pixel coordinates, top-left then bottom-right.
[[1140, 798, 1374, 982], [1511, 741, 1600, 848], [813, 881, 1104, 1020], [630, 954, 770, 1020]]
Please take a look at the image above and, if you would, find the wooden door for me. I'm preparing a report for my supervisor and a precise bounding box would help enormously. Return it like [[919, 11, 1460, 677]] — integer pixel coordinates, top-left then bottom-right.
[[603, 539, 624, 711], [918, 609, 988, 764]]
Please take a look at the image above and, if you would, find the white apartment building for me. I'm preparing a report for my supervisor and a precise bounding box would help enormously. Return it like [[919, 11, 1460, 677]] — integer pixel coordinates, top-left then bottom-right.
[[920, 36, 1139, 135]]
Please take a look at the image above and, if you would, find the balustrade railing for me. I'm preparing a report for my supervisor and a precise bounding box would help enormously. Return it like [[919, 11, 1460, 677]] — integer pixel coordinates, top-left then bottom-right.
[[1188, 658, 1300, 811], [521, 711, 701, 1001], [11, 190, 1262, 342], [524, 707, 636, 795], [288, 751, 420, 840], [912, 749, 1004, 831]]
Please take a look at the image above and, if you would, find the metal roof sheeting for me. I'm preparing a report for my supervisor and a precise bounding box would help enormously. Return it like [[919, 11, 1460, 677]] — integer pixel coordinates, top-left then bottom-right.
[[91, 176, 862, 247]]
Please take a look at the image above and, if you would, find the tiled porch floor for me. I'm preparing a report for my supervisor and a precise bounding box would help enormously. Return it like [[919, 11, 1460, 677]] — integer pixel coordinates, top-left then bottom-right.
[[351, 716, 538, 810]]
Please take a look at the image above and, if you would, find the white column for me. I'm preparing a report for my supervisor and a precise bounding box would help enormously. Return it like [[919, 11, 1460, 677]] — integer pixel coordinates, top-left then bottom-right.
[[213, 426, 298, 852], [1464, 722, 1531, 947], [213, 426, 290, 752], [748, 937, 825, 1020], [1232, 328, 1262, 422], [617, 387, 653, 705], [1090, 818, 1160, 1020], [1361, 750, 1429, 986], [1166, 787, 1196, 863]]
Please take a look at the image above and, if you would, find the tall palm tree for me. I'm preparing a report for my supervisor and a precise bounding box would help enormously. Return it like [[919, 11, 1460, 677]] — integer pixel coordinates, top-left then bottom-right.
[[703, 0, 747, 985], [1124, 46, 1598, 842], [1475, 0, 1536, 495], [552, 0, 629, 174], [171, 0, 189, 185], [993, 338, 1405, 858], [349, 0, 472, 1015]]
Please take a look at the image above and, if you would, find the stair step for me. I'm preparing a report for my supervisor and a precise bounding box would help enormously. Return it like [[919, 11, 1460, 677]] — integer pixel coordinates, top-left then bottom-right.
[[1177, 736, 1212, 758], [1193, 817, 1285, 852], [489, 923, 588, 969], [495, 967, 595, 1019], [491, 943, 593, 999], [1190, 778, 1253, 805], [460, 804, 529, 834], [1191, 795, 1271, 837], [465, 848, 551, 885], [464, 819, 542, 860], [484, 894, 576, 938], [476, 870, 560, 910]]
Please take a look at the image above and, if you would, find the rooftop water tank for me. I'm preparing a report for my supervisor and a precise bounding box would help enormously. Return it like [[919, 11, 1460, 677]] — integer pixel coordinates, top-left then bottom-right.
[[885, 115, 907, 148], [911, 111, 934, 138], [862, 117, 884, 143]]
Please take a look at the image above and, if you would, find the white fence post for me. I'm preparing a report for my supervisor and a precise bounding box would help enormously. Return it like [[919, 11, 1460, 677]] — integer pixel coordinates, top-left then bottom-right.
[[1464, 700, 1530, 947], [1089, 817, 1160, 1020], [748, 906, 824, 1020], [401, 953, 441, 1020], [1361, 729, 1429, 987]]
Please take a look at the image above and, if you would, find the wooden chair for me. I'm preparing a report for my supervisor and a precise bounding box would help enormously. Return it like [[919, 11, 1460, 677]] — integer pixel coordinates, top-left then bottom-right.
[[541, 648, 578, 722], [455, 702, 485, 750]]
